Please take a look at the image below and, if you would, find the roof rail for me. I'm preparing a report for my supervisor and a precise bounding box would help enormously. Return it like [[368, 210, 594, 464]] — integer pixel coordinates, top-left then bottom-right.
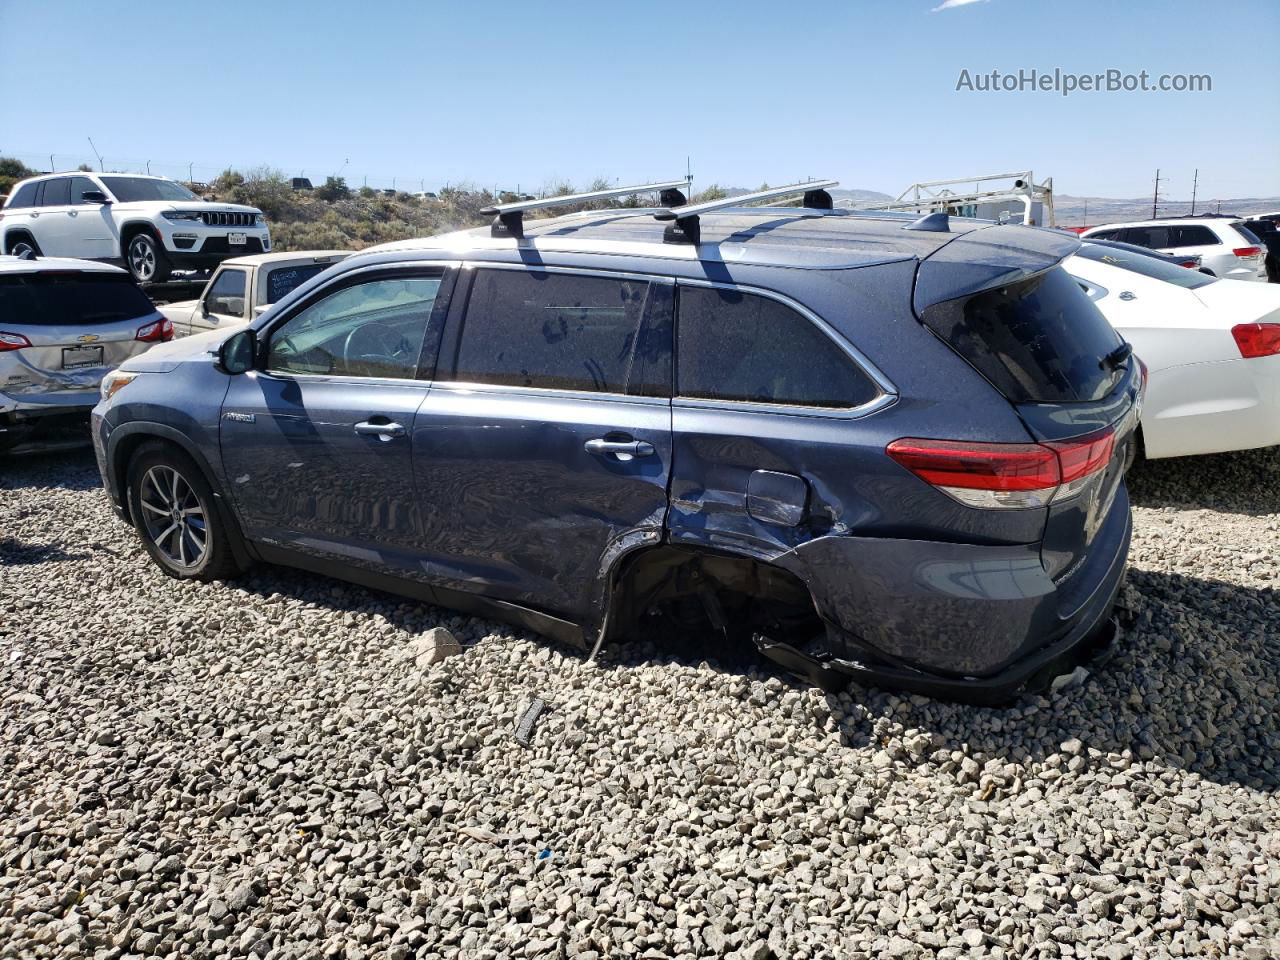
[[654, 179, 839, 244], [479, 179, 691, 239]]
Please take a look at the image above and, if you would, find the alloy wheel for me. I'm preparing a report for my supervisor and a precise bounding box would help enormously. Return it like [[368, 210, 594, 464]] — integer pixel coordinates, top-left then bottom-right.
[[129, 237, 157, 281], [10, 240, 35, 259], [138, 465, 208, 569]]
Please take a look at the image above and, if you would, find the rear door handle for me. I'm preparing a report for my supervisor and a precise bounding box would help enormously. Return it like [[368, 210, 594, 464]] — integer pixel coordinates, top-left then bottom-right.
[[584, 437, 655, 458], [354, 420, 405, 441]]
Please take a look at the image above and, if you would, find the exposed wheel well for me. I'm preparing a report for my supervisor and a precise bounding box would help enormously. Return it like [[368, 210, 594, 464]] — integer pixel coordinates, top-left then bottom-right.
[[3, 229, 38, 253], [602, 545, 822, 649], [119, 222, 159, 249]]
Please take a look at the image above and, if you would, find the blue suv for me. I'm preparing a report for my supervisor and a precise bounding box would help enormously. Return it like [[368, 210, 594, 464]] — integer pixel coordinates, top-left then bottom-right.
[[91, 181, 1142, 703]]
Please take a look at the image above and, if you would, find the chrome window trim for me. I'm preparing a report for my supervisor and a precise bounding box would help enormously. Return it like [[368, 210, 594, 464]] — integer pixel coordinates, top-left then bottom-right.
[[673, 277, 899, 421], [428, 379, 670, 407], [248, 370, 431, 391]]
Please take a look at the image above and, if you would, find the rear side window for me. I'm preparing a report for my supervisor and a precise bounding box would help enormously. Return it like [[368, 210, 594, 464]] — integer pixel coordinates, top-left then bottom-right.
[[1169, 225, 1219, 248], [6, 182, 40, 209], [264, 262, 336, 304], [449, 269, 664, 395], [1233, 224, 1262, 245], [677, 286, 879, 409], [0, 272, 156, 325], [919, 266, 1123, 404]]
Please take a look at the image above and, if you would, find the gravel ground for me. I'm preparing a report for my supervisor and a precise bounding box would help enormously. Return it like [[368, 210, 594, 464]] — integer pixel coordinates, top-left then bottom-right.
[[1, 446, 1277, 959]]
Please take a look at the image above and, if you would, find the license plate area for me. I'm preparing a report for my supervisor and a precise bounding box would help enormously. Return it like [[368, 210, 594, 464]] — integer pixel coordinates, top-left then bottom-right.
[[228, 232, 247, 245], [62, 345, 104, 370]]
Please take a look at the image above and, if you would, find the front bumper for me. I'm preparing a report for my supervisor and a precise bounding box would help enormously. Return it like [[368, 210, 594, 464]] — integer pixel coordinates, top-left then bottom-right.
[[159, 221, 271, 261]]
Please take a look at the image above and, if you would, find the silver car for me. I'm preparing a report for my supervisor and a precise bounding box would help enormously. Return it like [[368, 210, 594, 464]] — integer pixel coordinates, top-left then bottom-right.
[[1, 255, 170, 451]]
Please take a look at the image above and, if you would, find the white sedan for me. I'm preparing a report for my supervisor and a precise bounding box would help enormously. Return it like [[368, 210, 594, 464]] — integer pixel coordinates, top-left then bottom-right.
[[1067, 243, 1280, 459]]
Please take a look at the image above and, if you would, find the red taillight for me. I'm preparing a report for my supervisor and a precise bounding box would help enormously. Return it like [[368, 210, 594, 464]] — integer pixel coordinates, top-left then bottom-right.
[[888, 427, 1116, 510], [1231, 322, 1280, 359], [0, 331, 32, 351], [1177, 260, 1198, 269], [1233, 246, 1261, 260], [135, 317, 174, 343]]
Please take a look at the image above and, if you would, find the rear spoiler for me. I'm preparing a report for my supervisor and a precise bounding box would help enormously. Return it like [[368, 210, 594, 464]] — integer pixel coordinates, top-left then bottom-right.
[[913, 224, 1080, 314]]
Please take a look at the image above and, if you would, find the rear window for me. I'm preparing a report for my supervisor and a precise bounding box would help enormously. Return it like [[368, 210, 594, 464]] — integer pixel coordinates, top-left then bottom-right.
[[264, 262, 336, 304], [1077, 243, 1216, 289], [0, 272, 156, 326], [919, 266, 1124, 403]]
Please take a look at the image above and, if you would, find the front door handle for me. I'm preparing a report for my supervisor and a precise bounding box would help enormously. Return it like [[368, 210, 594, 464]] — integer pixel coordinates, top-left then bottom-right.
[[355, 420, 406, 441], [584, 437, 655, 459]]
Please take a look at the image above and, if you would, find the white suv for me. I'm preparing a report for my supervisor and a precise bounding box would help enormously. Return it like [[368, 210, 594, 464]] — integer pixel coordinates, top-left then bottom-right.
[[0, 173, 270, 284], [1081, 217, 1267, 282]]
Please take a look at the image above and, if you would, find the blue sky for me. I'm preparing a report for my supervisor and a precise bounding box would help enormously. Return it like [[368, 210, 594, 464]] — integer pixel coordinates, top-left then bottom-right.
[[2, 0, 1276, 200]]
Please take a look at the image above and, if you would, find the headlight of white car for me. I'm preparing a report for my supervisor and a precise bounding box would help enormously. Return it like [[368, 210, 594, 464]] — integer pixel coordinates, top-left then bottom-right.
[[100, 370, 139, 402]]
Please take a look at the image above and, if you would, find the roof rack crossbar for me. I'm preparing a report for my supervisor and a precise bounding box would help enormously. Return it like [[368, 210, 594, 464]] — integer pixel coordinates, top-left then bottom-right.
[[479, 178, 691, 239], [654, 179, 839, 244]]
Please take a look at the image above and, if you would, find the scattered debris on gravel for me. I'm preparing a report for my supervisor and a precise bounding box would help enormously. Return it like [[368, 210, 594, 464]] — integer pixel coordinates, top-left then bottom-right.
[[2, 447, 1277, 958]]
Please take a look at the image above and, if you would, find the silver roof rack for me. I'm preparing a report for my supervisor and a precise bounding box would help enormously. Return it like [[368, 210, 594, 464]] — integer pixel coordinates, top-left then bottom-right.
[[480, 178, 691, 239], [654, 179, 839, 244]]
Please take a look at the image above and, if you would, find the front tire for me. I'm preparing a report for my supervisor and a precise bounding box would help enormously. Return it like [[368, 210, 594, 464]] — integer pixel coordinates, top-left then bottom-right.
[[127, 442, 240, 581], [126, 232, 172, 283]]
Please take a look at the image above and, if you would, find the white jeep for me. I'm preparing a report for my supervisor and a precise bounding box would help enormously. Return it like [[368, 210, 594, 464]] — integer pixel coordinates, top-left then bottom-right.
[[0, 173, 271, 283]]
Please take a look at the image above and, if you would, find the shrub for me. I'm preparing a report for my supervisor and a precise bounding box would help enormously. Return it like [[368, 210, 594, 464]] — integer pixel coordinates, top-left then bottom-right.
[[315, 176, 351, 202]]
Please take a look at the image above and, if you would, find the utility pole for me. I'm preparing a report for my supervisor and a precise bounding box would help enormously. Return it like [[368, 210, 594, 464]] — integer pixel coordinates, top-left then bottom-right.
[[188, 162, 193, 182], [1151, 168, 1166, 219], [1189, 168, 1199, 216], [1082, 199, 1088, 225], [1216, 199, 1222, 214], [87, 137, 103, 172], [146, 160, 151, 175]]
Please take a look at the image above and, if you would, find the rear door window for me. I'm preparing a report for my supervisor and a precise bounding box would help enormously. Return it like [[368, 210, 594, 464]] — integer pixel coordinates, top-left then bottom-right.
[[676, 285, 879, 409], [0, 271, 156, 325], [448, 269, 666, 396], [919, 266, 1124, 403], [1127, 226, 1171, 248], [1170, 225, 1220, 247]]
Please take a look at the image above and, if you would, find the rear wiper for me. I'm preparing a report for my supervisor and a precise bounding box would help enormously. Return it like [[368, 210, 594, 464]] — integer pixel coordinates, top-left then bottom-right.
[[1101, 342, 1133, 370]]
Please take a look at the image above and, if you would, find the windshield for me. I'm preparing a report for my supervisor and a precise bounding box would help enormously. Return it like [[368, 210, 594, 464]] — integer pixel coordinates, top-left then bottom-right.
[[99, 176, 199, 203], [1077, 243, 1217, 289]]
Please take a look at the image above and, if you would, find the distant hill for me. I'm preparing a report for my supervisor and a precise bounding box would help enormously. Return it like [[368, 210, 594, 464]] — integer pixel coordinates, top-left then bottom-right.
[[1054, 194, 1280, 227]]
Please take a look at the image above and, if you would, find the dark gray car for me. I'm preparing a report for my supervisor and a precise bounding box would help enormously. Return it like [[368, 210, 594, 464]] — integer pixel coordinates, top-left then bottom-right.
[[90, 182, 1142, 703]]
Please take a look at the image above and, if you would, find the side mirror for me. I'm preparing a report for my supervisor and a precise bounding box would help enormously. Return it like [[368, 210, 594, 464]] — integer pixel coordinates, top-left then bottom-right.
[[217, 329, 256, 375], [80, 191, 111, 204], [200, 299, 211, 317]]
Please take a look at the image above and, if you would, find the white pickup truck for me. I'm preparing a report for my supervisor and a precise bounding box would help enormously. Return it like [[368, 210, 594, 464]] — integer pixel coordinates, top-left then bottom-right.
[[158, 250, 351, 337]]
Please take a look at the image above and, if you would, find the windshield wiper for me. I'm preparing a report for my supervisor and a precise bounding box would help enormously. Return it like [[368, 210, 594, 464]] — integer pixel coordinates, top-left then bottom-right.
[[1101, 342, 1133, 371]]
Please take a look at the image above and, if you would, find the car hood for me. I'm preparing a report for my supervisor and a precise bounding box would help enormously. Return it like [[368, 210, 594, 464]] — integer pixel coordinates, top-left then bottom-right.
[[118, 324, 247, 373], [113, 201, 263, 215]]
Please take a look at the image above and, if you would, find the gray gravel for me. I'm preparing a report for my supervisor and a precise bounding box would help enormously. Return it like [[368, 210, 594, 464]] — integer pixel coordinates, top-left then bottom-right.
[[2, 446, 1278, 959]]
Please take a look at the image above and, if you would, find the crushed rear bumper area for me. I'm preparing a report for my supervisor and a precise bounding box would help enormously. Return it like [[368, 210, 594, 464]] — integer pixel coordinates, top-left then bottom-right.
[[756, 574, 1125, 706]]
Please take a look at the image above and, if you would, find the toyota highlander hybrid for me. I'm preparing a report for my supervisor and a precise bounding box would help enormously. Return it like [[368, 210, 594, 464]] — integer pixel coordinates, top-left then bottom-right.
[[90, 180, 1144, 703]]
